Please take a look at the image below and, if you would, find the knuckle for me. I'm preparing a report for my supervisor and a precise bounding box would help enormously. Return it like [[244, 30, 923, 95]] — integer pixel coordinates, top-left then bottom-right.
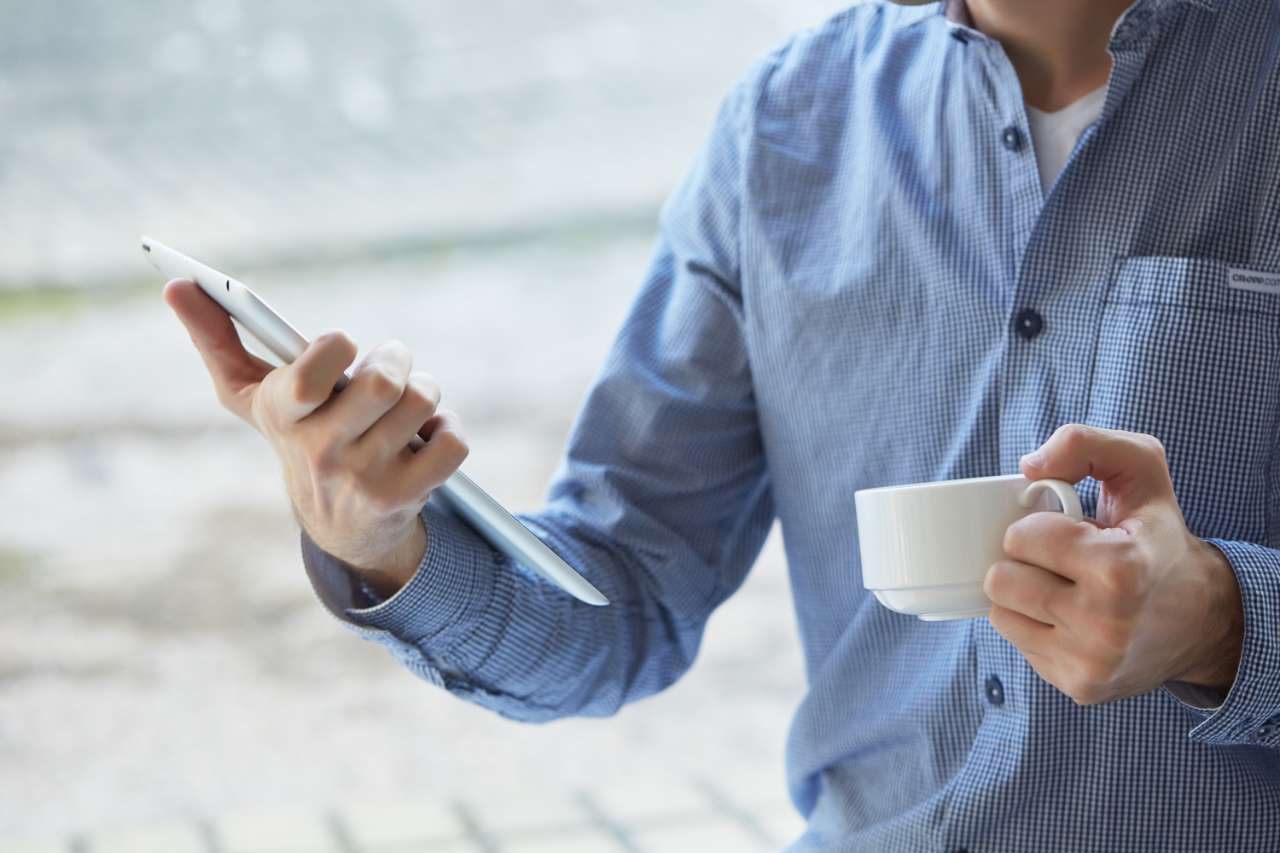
[[427, 409, 469, 464], [1056, 423, 1091, 451], [402, 380, 439, 415], [1096, 568, 1131, 602], [324, 331, 359, 362], [366, 365, 406, 402], [332, 327, 358, 358], [379, 339, 412, 367], [984, 562, 1012, 601], [1002, 520, 1027, 557], [1094, 619, 1132, 659], [1141, 433, 1166, 460], [398, 383, 427, 411], [409, 371, 442, 404], [434, 430, 465, 460], [451, 430, 471, 460], [1094, 555, 1139, 601], [442, 428, 470, 463], [288, 373, 321, 407]]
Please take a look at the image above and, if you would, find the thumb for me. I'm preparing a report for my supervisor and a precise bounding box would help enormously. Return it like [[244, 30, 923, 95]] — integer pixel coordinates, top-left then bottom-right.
[[1021, 424, 1175, 521], [163, 279, 273, 420]]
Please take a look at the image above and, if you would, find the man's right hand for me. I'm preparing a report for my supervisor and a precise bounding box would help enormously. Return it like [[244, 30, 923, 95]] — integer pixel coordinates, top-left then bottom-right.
[[164, 279, 469, 597]]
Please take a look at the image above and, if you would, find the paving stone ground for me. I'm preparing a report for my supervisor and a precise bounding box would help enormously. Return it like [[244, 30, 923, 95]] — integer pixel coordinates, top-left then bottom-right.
[[0, 2, 865, 849], [2, 774, 808, 851]]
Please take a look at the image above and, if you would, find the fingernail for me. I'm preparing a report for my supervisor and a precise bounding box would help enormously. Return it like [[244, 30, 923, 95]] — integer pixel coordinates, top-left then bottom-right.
[[1021, 451, 1045, 469]]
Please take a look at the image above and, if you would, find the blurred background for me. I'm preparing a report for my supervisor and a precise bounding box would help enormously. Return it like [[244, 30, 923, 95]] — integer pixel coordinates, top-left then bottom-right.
[[0, 1, 858, 851]]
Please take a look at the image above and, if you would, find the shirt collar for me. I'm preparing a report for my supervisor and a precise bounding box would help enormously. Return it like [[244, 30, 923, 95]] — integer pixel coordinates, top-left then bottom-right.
[[939, 0, 1221, 32]]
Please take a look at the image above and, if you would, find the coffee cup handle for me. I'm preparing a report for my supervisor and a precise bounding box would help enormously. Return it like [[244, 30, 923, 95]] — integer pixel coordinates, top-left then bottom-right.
[[1018, 478, 1084, 521]]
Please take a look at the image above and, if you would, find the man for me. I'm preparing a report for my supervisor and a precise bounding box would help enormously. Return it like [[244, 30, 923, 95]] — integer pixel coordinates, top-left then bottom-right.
[[166, 0, 1280, 848]]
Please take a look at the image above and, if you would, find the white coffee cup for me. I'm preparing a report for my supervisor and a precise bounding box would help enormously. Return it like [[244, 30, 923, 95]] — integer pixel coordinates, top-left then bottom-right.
[[855, 474, 1083, 621]]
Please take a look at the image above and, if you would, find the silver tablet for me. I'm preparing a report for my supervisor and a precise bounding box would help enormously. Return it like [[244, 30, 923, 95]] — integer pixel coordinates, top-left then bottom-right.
[[142, 236, 608, 606]]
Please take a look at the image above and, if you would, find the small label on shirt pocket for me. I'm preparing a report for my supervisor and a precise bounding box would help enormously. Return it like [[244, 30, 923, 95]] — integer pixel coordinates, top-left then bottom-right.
[[1228, 266, 1280, 296], [1105, 256, 1280, 316]]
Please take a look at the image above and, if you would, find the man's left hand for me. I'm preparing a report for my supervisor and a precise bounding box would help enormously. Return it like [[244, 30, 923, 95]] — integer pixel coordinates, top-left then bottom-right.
[[984, 424, 1244, 705]]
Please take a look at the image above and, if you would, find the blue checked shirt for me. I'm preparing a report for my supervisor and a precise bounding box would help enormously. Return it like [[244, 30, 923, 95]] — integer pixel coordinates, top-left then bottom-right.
[[303, 0, 1280, 849]]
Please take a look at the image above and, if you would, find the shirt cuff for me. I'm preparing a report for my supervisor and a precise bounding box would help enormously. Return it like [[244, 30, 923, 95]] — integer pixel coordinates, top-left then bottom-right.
[[300, 533, 382, 616], [300, 494, 503, 646], [1166, 538, 1280, 747]]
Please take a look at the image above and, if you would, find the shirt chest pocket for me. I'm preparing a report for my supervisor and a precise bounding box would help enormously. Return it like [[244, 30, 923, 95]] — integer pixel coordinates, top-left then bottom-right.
[[1087, 256, 1280, 543]]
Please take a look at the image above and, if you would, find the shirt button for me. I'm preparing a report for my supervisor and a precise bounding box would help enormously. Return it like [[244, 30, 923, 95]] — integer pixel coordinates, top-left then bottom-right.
[[985, 675, 1005, 706], [1014, 308, 1044, 340], [1001, 125, 1024, 151], [950, 29, 969, 43]]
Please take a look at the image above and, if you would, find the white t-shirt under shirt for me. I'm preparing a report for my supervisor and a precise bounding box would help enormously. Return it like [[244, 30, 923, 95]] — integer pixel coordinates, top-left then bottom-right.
[[1025, 84, 1108, 194]]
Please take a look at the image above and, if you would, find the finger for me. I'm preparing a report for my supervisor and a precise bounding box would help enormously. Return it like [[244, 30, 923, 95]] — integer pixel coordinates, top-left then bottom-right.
[[163, 279, 273, 419], [988, 602, 1055, 656], [266, 331, 359, 424], [395, 408, 469, 504], [984, 559, 1073, 626], [310, 340, 413, 445], [1021, 424, 1174, 519], [352, 371, 441, 462], [1002, 510, 1100, 582]]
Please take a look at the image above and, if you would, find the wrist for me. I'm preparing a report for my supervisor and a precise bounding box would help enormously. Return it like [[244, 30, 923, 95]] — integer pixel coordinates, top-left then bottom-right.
[[357, 516, 428, 599], [1175, 540, 1243, 691]]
